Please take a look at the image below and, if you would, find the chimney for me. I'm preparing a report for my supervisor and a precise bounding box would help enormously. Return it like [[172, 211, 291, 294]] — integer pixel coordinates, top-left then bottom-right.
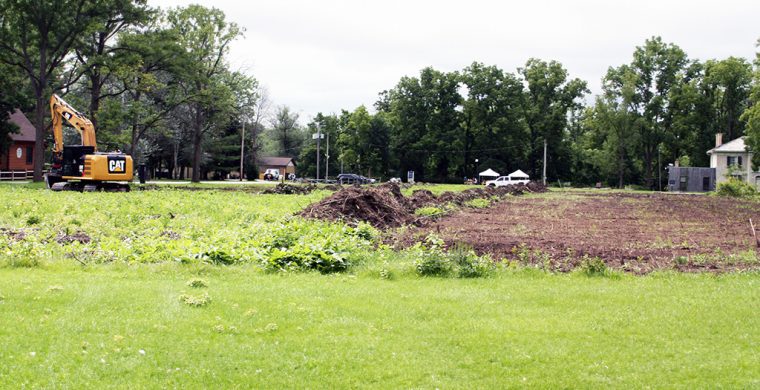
[[715, 133, 723, 148]]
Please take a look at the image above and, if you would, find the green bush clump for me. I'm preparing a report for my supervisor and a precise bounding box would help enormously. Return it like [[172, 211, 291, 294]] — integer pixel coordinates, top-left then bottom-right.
[[450, 244, 496, 278], [414, 206, 445, 217], [579, 256, 608, 276], [413, 236, 494, 278], [265, 245, 349, 274], [203, 249, 237, 265], [464, 198, 491, 208], [716, 178, 756, 198]]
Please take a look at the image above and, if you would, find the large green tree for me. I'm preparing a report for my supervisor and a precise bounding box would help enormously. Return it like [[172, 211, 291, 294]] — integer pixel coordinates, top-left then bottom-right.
[[385, 67, 462, 181], [0, 0, 103, 181], [588, 67, 643, 188], [166, 4, 242, 182], [630, 37, 688, 188], [742, 39, 760, 169], [461, 62, 527, 177], [75, 0, 152, 129], [520, 59, 588, 181]]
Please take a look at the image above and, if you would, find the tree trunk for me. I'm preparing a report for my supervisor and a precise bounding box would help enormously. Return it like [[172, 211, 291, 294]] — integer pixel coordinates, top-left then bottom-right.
[[191, 105, 203, 183], [129, 90, 142, 159], [33, 92, 46, 182], [89, 73, 102, 130]]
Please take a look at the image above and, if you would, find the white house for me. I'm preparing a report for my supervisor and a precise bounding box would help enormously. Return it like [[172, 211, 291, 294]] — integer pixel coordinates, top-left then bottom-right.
[[707, 133, 760, 186]]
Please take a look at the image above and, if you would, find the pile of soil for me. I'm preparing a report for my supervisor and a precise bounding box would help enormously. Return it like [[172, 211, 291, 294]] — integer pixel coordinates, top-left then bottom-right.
[[301, 183, 415, 229], [409, 189, 436, 208], [56, 231, 91, 245], [300, 182, 545, 229], [263, 183, 317, 195]]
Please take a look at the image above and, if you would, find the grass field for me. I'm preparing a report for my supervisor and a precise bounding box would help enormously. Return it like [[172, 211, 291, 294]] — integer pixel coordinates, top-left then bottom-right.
[[1, 184, 758, 387]]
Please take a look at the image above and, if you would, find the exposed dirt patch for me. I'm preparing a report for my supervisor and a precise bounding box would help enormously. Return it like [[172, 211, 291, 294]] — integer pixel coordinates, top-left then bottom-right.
[[396, 191, 760, 274], [56, 231, 91, 245], [1, 227, 29, 241]]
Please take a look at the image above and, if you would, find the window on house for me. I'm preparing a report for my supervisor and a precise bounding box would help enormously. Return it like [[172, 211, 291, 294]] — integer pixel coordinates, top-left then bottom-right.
[[727, 156, 743, 168], [26, 146, 33, 164]]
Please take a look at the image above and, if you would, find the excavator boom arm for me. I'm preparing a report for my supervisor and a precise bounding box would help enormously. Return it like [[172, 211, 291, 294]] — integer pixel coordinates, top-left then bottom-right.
[[50, 94, 97, 154]]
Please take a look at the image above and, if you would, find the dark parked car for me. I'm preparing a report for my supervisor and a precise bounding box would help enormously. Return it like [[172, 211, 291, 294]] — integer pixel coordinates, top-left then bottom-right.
[[338, 173, 372, 185]]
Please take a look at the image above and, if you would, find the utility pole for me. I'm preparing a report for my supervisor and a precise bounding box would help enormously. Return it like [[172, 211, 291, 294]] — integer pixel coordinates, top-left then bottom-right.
[[325, 132, 330, 181], [313, 125, 324, 181], [658, 146, 661, 191], [542, 139, 547, 185], [239, 121, 245, 181]]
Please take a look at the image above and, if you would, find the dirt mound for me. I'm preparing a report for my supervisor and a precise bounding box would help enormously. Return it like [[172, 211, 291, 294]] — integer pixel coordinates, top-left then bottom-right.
[[56, 232, 91, 245], [300, 183, 413, 228], [409, 189, 436, 208], [301, 181, 546, 229], [263, 183, 316, 195]]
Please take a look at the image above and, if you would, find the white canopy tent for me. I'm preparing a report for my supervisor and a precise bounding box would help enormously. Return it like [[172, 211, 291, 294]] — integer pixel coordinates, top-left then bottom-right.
[[507, 169, 529, 179], [477, 169, 500, 183], [479, 168, 500, 178]]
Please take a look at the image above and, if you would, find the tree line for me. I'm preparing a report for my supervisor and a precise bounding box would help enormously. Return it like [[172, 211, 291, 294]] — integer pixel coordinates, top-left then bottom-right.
[[1, 1, 759, 187], [295, 37, 760, 187]]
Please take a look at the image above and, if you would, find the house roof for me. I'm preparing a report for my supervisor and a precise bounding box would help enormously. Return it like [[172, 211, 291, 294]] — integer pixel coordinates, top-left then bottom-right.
[[707, 136, 747, 154], [478, 168, 500, 177], [7, 110, 36, 142], [508, 169, 529, 178], [258, 156, 294, 166]]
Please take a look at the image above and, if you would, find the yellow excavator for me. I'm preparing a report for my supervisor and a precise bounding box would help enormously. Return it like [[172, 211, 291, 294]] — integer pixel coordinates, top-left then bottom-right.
[[44, 94, 133, 191]]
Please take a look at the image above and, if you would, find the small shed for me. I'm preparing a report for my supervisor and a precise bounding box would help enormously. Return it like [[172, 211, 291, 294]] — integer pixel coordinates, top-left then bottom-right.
[[478, 168, 500, 182], [257, 156, 296, 179], [507, 169, 529, 179], [667, 167, 716, 192], [1, 110, 36, 171]]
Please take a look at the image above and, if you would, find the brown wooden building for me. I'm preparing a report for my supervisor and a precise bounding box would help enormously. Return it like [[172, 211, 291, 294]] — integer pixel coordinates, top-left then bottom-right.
[[1, 110, 36, 171], [257, 156, 296, 179]]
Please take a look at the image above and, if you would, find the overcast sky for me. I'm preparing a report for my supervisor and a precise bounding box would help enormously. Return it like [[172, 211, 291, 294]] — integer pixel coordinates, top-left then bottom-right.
[[151, 0, 759, 122]]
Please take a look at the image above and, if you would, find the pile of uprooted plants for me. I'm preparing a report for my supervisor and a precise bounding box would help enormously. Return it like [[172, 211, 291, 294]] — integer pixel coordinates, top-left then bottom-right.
[[300, 182, 547, 229]]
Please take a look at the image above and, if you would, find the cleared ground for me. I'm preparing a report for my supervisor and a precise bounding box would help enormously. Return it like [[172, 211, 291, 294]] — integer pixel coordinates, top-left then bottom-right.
[[405, 191, 760, 273]]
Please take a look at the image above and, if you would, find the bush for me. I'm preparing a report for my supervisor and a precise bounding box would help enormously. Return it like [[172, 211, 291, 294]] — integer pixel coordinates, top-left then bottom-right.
[[414, 252, 452, 276], [264, 245, 349, 274], [579, 256, 608, 276], [464, 198, 491, 208], [716, 178, 756, 198], [413, 236, 494, 278], [414, 206, 445, 217]]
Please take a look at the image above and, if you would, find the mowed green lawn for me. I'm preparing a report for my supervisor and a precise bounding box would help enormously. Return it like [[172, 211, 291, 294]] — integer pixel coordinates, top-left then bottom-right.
[[0, 183, 758, 387], [0, 267, 758, 388]]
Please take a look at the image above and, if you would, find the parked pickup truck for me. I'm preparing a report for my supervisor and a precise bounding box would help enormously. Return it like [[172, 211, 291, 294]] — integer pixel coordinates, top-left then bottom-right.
[[485, 176, 529, 187]]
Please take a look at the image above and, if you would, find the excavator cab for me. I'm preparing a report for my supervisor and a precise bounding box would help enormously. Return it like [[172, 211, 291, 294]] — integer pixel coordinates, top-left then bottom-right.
[[45, 95, 133, 191]]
